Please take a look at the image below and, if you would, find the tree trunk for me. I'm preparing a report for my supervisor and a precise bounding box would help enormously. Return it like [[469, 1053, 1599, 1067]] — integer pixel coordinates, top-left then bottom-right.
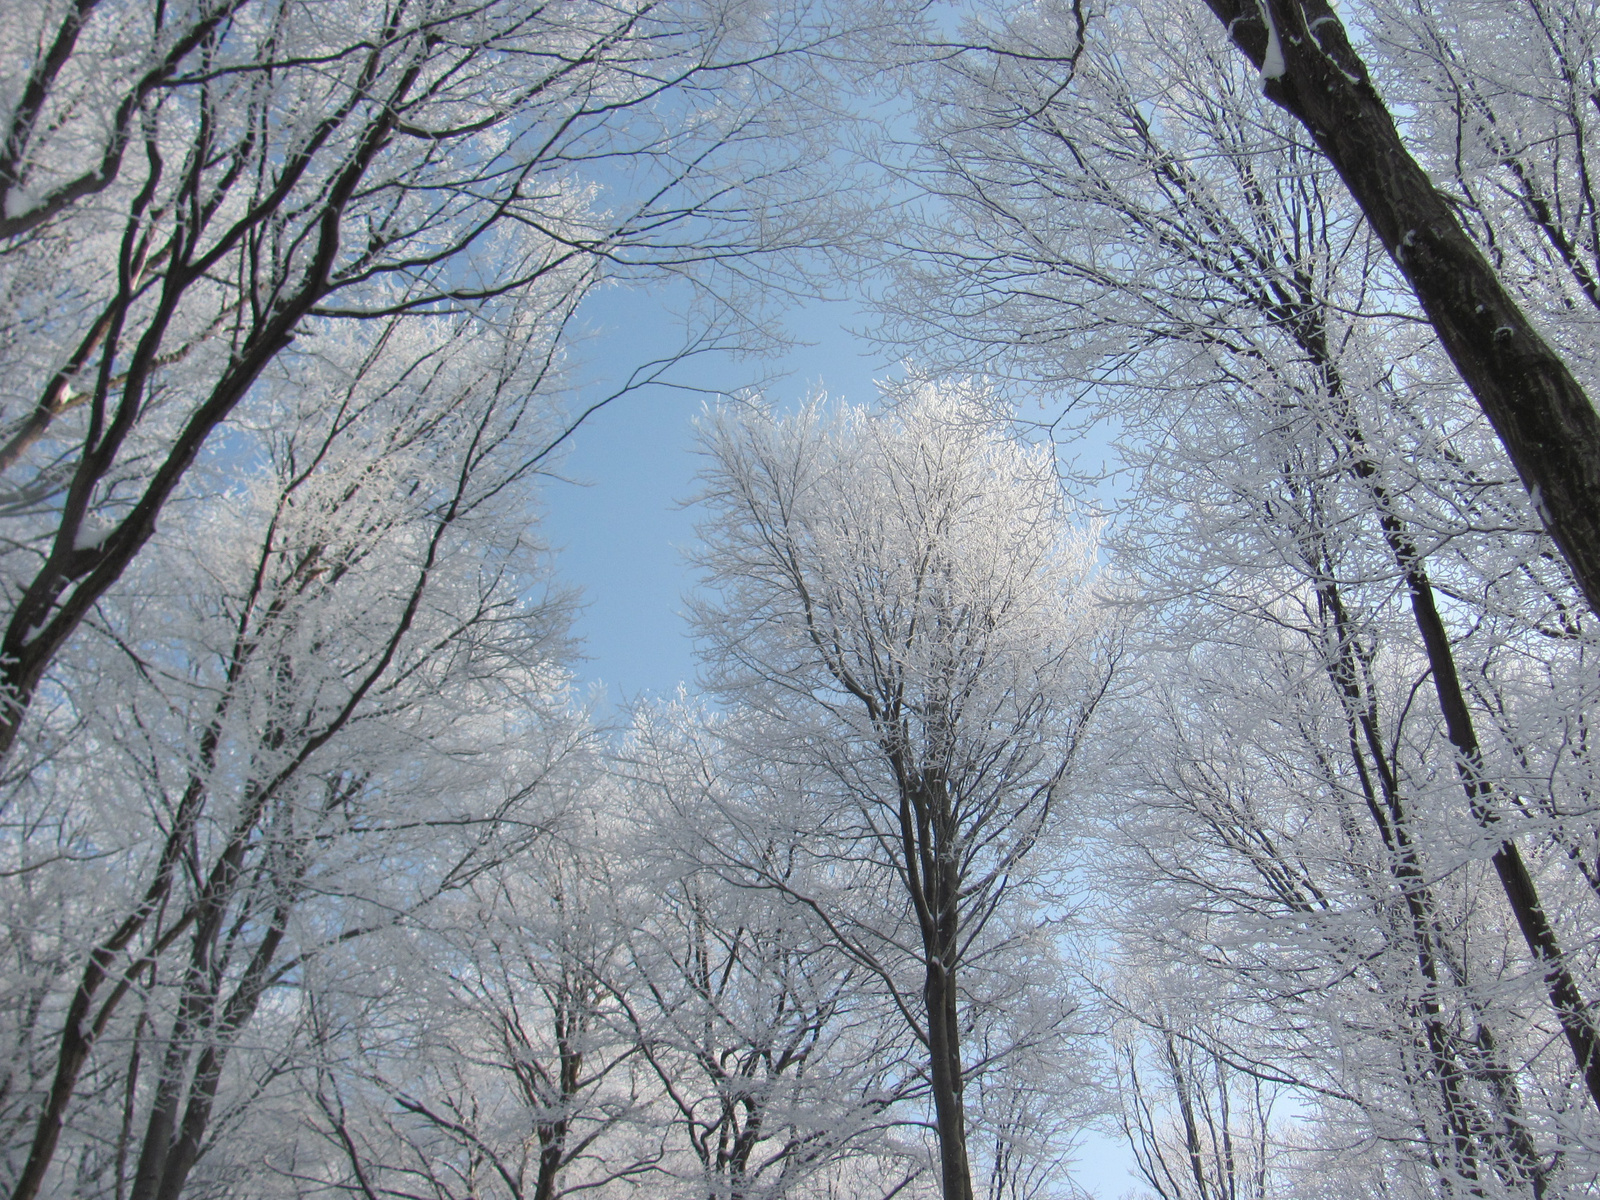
[[901, 767, 976, 1200], [1201, 0, 1600, 621], [1288, 276, 1600, 1125], [924, 956, 974, 1200], [1392, 536, 1600, 1119]]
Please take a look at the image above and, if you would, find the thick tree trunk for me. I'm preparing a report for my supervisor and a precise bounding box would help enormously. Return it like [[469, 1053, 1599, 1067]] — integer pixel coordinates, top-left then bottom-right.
[[533, 1121, 566, 1200], [924, 779, 974, 1200], [532, 1008, 584, 1200], [1201, 0, 1600, 621]]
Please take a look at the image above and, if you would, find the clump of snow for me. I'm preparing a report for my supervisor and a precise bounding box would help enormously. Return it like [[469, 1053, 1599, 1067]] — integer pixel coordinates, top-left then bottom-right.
[[1256, 0, 1286, 79], [73, 518, 114, 551]]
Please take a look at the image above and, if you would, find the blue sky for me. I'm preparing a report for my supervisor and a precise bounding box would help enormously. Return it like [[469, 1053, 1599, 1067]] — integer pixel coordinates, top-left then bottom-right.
[[542, 286, 901, 707]]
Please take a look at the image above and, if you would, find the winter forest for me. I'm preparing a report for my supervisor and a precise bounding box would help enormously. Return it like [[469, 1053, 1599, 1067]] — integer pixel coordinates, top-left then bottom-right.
[[2, 1, 1599, 1198]]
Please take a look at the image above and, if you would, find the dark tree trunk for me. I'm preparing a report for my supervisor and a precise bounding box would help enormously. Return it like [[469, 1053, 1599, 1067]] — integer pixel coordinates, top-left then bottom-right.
[[925, 955, 974, 1200], [903, 767, 975, 1200], [1393, 536, 1600, 1120], [1201, 0, 1600, 622]]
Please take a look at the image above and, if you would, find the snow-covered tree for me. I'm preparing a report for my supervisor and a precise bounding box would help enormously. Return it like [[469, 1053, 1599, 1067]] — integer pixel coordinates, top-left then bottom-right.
[[1196, 0, 1600, 617], [685, 385, 1110, 1200], [623, 702, 928, 1199], [1104, 987, 1289, 1200], [290, 808, 661, 1200], [1354, 0, 1600, 395], [283, 726, 921, 1200], [0, 304, 594, 1200], [0, 3, 900, 1193], [0, 0, 886, 762]]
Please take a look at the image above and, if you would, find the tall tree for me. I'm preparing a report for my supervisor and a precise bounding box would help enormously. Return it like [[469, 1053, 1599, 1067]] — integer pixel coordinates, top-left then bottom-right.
[[885, 0, 1600, 1186], [686, 386, 1109, 1200]]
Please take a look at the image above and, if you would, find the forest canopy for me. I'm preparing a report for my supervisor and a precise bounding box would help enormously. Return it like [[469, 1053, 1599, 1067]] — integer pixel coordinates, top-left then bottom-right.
[[1, 2, 1598, 1199]]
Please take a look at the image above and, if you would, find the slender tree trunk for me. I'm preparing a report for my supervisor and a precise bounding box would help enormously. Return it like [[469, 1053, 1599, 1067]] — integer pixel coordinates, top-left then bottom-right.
[[1269, 220, 1600, 1134], [897, 765, 976, 1200], [924, 955, 974, 1200], [1361, 508, 1559, 1186], [127, 912, 288, 1200], [1392, 535, 1600, 1119], [925, 771, 974, 1200], [1202, 0, 1600, 621], [1312, 572, 1496, 1185], [9, 838, 199, 1200], [1298, 305, 1600, 1124]]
